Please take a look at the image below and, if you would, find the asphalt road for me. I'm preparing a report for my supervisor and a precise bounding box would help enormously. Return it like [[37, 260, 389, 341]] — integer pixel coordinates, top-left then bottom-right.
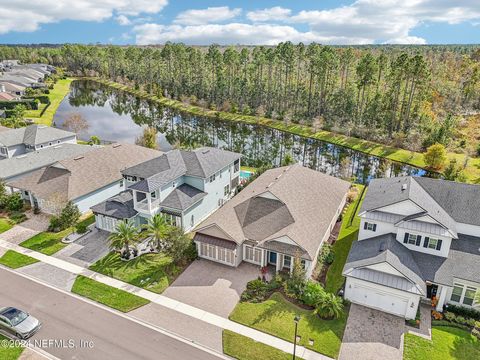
[[0, 268, 224, 360]]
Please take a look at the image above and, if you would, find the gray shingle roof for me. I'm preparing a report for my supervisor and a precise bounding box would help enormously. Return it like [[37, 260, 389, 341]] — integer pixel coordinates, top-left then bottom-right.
[[160, 184, 207, 211], [344, 233, 426, 295], [124, 147, 241, 193], [0, 125, 75, 147], [91, 191, 137, 219], [0, 143, 98, 181], [360, 177, 458, 237]]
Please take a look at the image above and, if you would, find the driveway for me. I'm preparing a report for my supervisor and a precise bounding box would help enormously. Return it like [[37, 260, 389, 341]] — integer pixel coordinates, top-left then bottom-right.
[[0, 212, 50, 245], [163, 259, 260, 317], [339, 304, 405, 360]]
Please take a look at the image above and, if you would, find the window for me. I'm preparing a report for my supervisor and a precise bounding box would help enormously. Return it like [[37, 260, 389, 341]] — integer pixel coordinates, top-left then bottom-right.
[[427, 238, 438, 249], [283, 255, 292, 269], [224, 184, 230, 196], [244, 246, 262, 264], [464, 287, 477, 306], [408, 233, 418, 245], [119, 180, 124, 187], [49, 142, 52, 146], [301, 259, 306, 270], [422, 237, 443, 251], [191, 215, 194, 226], [234, 159, 240, 172], [209, 174, 216, 183], [451, 284, 463, 303], [364, 222, 376, 231], [403, 233, 421, 246], [57, 140, 60, 144], [150, 191, 156, 199]]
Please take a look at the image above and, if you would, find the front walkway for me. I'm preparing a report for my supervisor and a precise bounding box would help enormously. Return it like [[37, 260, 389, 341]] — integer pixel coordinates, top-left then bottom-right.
[[163, 259, 260, 317], [0, 239, 331, 360], [339, 304, 405, 360]]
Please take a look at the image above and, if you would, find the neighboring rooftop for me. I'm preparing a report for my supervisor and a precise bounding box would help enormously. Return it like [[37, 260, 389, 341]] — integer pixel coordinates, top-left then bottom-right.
[[8, 143, 161, 203], [0, 143, 98, 180], [0, 124, 76, 147], [125, 147, 241, 193], [195, 164, 351, 260]]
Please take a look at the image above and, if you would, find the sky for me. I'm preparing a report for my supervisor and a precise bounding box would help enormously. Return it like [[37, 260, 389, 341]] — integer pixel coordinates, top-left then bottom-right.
[[0, 0, 479, 45]]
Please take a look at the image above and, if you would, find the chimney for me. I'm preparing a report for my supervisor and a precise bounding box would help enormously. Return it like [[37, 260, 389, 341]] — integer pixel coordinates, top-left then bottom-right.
[[401, 183, 407, 191], [0, 84, 5, 93]]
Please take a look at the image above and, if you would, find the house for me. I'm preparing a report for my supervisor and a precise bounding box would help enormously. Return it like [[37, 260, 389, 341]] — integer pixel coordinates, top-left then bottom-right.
[[193, 164, 350, 277], [343, 176, 480, 320], [0, 81, 26, 96], [0, 143, 98, 182], [91, 147, 241, 232], [7, 143, 160, 214], [0, 124, 77, 160], [0, 92, 17, 101]]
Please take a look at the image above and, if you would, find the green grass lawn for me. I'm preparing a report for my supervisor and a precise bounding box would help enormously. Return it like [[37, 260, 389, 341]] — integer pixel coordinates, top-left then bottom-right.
[[404, 326, 480, 360], [0, 218, 13, 234], [24, 78, 73, 126], [229, 292, 348, 359], [223, 330, 303, 360], [0, 334, 24, 360], [71, 275, 150, 312], [89, 252, 184, 294], [19, 228, 70, 255], [0, 250, 39, 269], [325, 185, 365, 294]]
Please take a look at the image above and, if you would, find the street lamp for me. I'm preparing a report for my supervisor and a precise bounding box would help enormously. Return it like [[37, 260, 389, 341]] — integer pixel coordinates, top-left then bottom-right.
[[293, 315, 301, 360]]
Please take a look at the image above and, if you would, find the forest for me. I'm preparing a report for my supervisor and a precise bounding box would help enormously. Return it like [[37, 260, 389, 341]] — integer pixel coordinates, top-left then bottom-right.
[[1, 43, 479, 155]]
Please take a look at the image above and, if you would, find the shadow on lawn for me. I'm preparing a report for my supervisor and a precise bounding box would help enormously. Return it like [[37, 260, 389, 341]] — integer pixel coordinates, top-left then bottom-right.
[[449, 328, 480, 359]]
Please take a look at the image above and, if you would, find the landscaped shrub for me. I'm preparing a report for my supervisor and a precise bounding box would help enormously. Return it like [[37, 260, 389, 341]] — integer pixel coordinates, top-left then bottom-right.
[[318, 243, 335, 265], [314, 292, 344, 319], [48, 216, 62, 232], [9, 211, 27, 224], [5, 193, 23, 212], [48, 202, 81, 232], [76, 222, 88, 234], [241, 279, 271, 303], [301, 281, 325, 307], [446, 304, 480, 320], [444, 311, 456, 322]]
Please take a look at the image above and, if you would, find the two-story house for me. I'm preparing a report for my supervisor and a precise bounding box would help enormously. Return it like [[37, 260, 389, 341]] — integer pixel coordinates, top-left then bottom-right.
[[91, 147, 241, 232], [0, 124, 77, 160], [343, 176, 480, 320]]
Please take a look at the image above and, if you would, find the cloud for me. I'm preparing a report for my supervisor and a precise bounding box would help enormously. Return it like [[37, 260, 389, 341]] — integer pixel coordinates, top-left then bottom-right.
[[133, 23, 369, 45], [246, 7, 291, 22], [0, 0, 168, 34], [174, 7, 241, 26], [116, 15, 131, 26]]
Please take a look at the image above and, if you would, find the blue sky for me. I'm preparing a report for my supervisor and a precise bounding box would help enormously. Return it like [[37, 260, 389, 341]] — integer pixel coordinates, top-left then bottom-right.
[[0, 0, 479, 45]]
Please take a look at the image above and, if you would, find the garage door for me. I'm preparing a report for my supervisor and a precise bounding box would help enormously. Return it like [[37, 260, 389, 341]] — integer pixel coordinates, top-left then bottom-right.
[[198, 242, 235, 266], [349, 283, 408, 318]]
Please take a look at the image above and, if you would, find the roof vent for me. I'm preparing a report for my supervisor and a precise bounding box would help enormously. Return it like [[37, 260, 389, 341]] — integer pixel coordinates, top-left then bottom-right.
[[379, 242, 386, 252], [202, 150, 210, 154], [112, 143, 121, 148], [401, 183, 408, 191], [73, 156, 84, 161]]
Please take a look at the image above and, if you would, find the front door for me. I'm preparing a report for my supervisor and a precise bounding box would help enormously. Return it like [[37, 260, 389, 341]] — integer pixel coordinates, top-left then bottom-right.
[[427, 284, 438, 299], [268, 251, 277, 265]]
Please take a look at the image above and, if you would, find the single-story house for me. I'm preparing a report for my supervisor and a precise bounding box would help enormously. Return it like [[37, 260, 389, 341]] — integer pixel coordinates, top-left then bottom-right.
[[193, 164, 351, 277], [343, 176, 480, 319], [8, 143, 160, 214]]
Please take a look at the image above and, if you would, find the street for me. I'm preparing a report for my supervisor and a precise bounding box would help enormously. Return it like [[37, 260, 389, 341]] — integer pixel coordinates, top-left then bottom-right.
[[0, 268, 224, 360]]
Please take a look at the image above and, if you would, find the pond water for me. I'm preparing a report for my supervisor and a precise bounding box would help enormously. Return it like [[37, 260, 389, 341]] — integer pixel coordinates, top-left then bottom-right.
[[53, 80, 429, 184]]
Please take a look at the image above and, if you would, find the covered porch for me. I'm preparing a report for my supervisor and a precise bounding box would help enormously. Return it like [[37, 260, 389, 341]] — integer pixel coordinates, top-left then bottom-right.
[[425, 282, 451, 311]]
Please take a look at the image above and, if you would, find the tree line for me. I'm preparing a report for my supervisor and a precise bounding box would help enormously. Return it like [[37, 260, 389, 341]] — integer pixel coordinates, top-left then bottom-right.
[[1, 43, 479, 153]]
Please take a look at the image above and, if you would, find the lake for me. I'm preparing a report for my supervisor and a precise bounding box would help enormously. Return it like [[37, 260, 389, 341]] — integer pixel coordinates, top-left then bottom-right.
[[53, 80, 429, 184]]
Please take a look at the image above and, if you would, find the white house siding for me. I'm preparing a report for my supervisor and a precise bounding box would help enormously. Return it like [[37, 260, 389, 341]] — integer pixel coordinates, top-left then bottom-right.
[[395, 228, 452, 258], [365, 263, 406, 277], [73, 179, 126, 214], [445, 278, 480, 310], [345, 277, 420, 319], [376, 200, 424, 216], [358, 218, 397, 241], [7, 144, 26, 158]]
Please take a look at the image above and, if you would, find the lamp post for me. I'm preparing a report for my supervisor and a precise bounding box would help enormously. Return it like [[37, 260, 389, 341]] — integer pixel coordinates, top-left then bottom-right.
[[293, 315, 300, 360]]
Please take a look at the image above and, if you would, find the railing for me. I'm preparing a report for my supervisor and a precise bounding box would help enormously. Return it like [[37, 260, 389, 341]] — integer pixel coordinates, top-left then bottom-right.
[[135, 198, 161, 213]]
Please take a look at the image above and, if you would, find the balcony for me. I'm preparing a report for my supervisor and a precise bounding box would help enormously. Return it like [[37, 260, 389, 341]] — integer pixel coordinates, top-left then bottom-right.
[[135, 198, 161, 214]]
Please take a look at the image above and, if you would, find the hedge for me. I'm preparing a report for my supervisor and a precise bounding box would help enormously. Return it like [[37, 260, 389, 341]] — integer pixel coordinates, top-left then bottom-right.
[[25, 95, 50, 104], [0, 99, 38, 110]]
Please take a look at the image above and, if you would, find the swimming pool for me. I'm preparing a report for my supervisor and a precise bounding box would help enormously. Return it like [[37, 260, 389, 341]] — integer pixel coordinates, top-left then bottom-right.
[[240, 170, 253, 180]]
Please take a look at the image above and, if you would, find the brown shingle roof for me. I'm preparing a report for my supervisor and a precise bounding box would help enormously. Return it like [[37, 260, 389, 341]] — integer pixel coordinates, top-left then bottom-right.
[[8, 143, 161, 203], [195, 164, 350, 260]]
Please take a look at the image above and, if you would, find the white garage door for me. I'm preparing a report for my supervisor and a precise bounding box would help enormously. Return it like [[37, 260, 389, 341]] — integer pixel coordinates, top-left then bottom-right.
[[198, 242, 235, 266], [349, 283, 408, 318]]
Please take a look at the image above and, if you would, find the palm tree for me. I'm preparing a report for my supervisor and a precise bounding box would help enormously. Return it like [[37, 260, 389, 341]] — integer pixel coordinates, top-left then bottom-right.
[[315, 292, 344, 319], [143, 214, 170, 251], [108, 220, 139, 255]]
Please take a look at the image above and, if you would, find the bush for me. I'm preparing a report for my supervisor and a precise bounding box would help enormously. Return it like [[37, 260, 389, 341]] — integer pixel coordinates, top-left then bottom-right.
[[315, 292, 344, 319], [6, 193, 23, 212], [446, 304, 480, 320], [444, 311, 456, 322], [241, 279, 271, 303], [423, 143, 447, 170], [9, 211, 27, 224], [301, 281, 325, 307], [318, 244, 335, 265], [183, 242, 198, 261], [76, 222, 88, 234], [48, 202, 81, 232], [48, 216, 63, 232]]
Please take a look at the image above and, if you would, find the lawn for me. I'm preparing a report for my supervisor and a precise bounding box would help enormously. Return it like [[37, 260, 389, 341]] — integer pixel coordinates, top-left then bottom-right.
[[0, 250, 39, 269], [223, 330, 303, 360], [0, 218, 13, 234], [90, 252, 184, 294], [24, 78, 73, 126], [325, 185, 366, 294], [0, 334, 24, 360], [229, 292, 348, 359], [404, 326, 480, 360], [19, 228, 70, 255], [71, 275, 150, 312]]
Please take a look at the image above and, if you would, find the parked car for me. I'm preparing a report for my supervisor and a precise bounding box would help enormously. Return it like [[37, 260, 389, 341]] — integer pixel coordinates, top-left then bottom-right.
[[0, 307, 41, 339]]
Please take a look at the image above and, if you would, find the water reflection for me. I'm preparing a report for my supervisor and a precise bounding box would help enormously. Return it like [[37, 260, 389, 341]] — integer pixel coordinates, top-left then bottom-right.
[[53, 80, 429, 184]]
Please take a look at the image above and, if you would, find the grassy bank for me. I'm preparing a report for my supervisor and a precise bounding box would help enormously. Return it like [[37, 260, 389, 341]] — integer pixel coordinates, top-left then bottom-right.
[[86, 77, 480, 183], [0, 250, 39, 269], [20, 228, 70, 255], [24, 78, 73, 126]]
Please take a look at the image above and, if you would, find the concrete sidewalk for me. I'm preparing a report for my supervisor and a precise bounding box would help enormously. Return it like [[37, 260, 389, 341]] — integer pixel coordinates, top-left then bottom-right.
[[0, 239, 332, 360]]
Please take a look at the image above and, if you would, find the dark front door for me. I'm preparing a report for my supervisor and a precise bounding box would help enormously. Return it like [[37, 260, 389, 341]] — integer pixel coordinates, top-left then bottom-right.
[[427, 284, 438, 299], [268, 252, 277, 265]]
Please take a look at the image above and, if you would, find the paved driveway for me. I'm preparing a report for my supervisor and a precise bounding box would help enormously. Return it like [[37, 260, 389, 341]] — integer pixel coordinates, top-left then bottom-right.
[[0, 213, 50, 245], [339, 304, 405, 360], [163, 259, 260, 317]]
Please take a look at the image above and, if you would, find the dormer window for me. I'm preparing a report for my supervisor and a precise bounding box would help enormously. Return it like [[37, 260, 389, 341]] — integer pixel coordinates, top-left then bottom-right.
[[364, 222, 376, 232], [403, 232, 422, 246], [151, 191, 157, 199], [423, 237, 443, 251]]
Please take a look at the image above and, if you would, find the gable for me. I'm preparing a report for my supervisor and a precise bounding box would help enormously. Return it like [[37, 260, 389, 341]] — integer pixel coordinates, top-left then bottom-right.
[[195, 224, 237, 243], [364, 262, 407, 278], [256, 191, 280, 201], [375, 199, 425, 216]]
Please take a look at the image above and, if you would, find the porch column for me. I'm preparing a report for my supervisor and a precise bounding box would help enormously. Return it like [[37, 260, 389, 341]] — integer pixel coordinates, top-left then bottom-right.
[[436, 285, 449, 311], [260, 249, 265, 267], [28, 192, 34, 206], [147, 193, 152, 210], [133, 191, 138, 208], [276, 253, 282, 272]]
